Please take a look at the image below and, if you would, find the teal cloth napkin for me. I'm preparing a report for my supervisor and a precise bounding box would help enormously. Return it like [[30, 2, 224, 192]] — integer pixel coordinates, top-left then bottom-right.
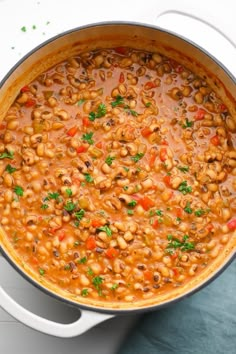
[[117, 260, 236, 354]]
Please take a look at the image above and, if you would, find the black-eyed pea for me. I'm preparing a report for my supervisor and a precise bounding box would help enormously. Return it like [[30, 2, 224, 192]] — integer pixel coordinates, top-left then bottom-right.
[[221, 208, 231, 221], [210, 245, 221, 258], [124, 231, 134, 242], [207, 239, 216, 250], [3, 174, 14, 187], [221, 234, 229, 244], [1, 217, 9, 225], [119, 58, 133, 68], [117, 236, 128, 250], [226, 116, 236, 132], [159, 265, 169, 277], [194, 91, 204, 104], [45, 149, 55, 158], [189, 264, 198, 276], [38, 246, 49, 256], [124, 295, 135, 302], [7, 120, 19, 130], [79, 274, 90, 286], [114, 221, 127, 232], [171, 176, 182, 189], [36, 143, 45, 157], [152, 53, 162, 63], [208, 183, 218, 192], [4, 190, 13, 203], [90, 263, 102, 275], [101, 163, 111, 174], [162, 256, 172, 267]]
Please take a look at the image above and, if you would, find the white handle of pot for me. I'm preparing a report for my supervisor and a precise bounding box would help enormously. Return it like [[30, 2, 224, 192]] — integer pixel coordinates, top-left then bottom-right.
[[0, 284, 114, 338], [151, 0, 235, 47]]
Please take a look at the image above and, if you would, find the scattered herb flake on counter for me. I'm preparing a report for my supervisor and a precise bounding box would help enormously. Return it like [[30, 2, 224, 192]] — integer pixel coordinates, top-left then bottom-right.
[[14, 186, 24, 197], [32, 25, 37, 30], [77, 99, 85, 106], [0, 151, 14, 159], [5, 164, 17, 174], [21, 26, 27, 32]]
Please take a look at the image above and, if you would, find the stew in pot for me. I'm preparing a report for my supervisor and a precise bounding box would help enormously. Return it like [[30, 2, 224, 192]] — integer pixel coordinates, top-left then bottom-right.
[[0, 47, 235, 303]]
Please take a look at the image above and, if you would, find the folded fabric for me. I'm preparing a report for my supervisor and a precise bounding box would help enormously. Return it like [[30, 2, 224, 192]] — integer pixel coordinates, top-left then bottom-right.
[[117, 260, 236, 354]]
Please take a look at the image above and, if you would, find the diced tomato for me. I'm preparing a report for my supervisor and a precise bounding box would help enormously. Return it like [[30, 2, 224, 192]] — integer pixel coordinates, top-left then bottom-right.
[[144, 270, 153, 281], [141, 127, 152, 138], [76, 145, 87, 153], [218, 103, 227, 112], [67, 126, 78, 137], [105, 247, 119, 259], [119, 72, 125, 83], [73, 178, 81, 186], [20, 85, 30, 93], [95, 141, 103, 149], [31, 256, 39, 265], [175, 207, 183, 218], [163, 175, 171, 187], [114, 47, 127, 55], [38, 216, 43, 222], [227, 218, 236, 231], [138, 196, 155, 211], [160, 147, 167, 162], [149, 154, 157, 168], [144, 81, 157, 90], [194, 108, 206, 120], [25, 98, 36, 107], [172, 267, 179, 277], [175, 65, 183, 73], [86, 236, 96, 250], [161, 140, 169, 146], [58, 230, 66, 242], [206, 223, 214, 232], [210, 135, 220, 146], [0, 124, 6, 130], [171, 252, 178, 260], [152, 219, 159, 229], [82, 117, 90, 127], [91, 219, 103, 228]]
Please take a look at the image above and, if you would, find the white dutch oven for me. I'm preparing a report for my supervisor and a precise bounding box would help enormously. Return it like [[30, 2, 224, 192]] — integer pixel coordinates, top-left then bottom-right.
[[0, 0, 235, 338]]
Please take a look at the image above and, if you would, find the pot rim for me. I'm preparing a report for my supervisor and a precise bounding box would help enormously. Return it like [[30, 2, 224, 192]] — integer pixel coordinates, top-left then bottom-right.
[[0, 20, 235, 314]]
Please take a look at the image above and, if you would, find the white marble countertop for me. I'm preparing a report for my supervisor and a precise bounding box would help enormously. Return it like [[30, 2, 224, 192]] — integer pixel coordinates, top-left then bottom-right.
[[0, 1, 235, 353]]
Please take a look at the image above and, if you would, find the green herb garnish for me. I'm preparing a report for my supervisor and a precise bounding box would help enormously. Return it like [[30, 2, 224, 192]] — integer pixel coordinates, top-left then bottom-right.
[[87, 267, 94, 276], [131, 153, 144, 163], [92, 276, 103, 296], [64, 201, 77, 212], [82, 132, 94, 145], [39, 268, 45, 276], [105, 155, 115, 166], [0, 151, 14, 159], [81, 289, 88, 297], [45, 192, 60, 201], [5, 164, 17, 174], [177, 166, 189, 173], [178, 181, 192, 195], [127, 210, 134, 215], [14, 185, 24, 196], [41, 203, 49, 210], [98, 225, 112, 237], [156, 209, 163, 216], [74, 209, 85, 221], [77, 99, 85, 106], [184, 201, 193, 214], [78, 256, 87, 264], [21, 26, 27, 32], [127, 200, 137, 207], [111, 95, 124, 107], [145, 102, 152, 107], [182, 118, 193, 129], [84, 173, 94, 183], [195, 209, 206, 217], [111, 283, 119, 290], [65, 188, 72, 197], [166, 234, 194, 253], [89, 103, 107, 121]]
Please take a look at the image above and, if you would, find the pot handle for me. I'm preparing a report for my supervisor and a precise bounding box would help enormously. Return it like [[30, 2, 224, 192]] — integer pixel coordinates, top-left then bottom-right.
[[151, 0, 235, 47], [0, 285, 114, 337]]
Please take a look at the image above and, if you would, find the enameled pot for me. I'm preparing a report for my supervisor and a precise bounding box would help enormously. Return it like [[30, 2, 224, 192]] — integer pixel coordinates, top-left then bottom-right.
[[0, 12, 236, 337]]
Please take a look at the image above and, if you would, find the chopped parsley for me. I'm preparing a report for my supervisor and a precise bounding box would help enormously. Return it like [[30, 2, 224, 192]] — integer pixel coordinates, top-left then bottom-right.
[[178, 181, 192, 195], [89, 103, 107, 121], [105, 155, 115, 166], [82, 132, 94, 145], [127, 200, 137, 207], [194, 208, 210, 217], [87, 267, 94, 276], [77, 99, 85, 106], [14, 185, 24, 196], [123, 167, 129, 172], [41, 203, 49, 210], [177, 166, 189, 173], [166, 234, 194, 253], [155, 209, 163, 216], [45, 192, 60, 201], [111, 283, 119, 290], [182, 118, 193, 129], [0, 151, 14, 159], [92, 276, 103, 296], [184, 201, 193, 214], [145, 102, 152, 107], [32, 25, 37, 30], [81, 289, 88, 297], [74, 241, 80, 247], [64, 201, 77, 212], [64, 264, 71, 271], [125, 108, 138, 116], [127, 210, 134, 215], [65, 188, 72, 197], [78, 256, 87, 264], [131, 153, 144, 163], [111, 95, 124, 107], [123, 186, 129, 191], [39, 268, 45, 276], [5, 164, 17, 174], [84, 173, 94, 183], [97, 225, 112, 237], [74, 209, 85, 221], [21, 26, 27, 32]]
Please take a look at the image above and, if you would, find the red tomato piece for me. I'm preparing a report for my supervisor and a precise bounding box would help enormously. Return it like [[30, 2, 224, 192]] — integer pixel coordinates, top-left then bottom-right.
[[86, 236, 96, 250], [195, 108, 206, 120], [76, 145, 87, 153], [67, 126, 78, 137], [58, 230, 66, 241], [106, 247, 119, 259], [25, 98, 36, 107], [227, 218, 236, 231], [95, 141, 103, 149], [144, 81, 157, 90], [210, 135, 220, 146], [91, 219, 103, 228], [119, 72, 125, 83], [141, 127, 152, 137], [175, 207, 183, 218], [82, 117, 90, 127], [163, 175, 171, 187], [149, 154, 157, 168], [160, 147, 167, 162], [20, 85, 30, 92], [138, 196, 155, 211], [172, 267, 179, 277], [152, 219, 159, 229], [114, 47, 127, 55], [143, 270, 153, 281]]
